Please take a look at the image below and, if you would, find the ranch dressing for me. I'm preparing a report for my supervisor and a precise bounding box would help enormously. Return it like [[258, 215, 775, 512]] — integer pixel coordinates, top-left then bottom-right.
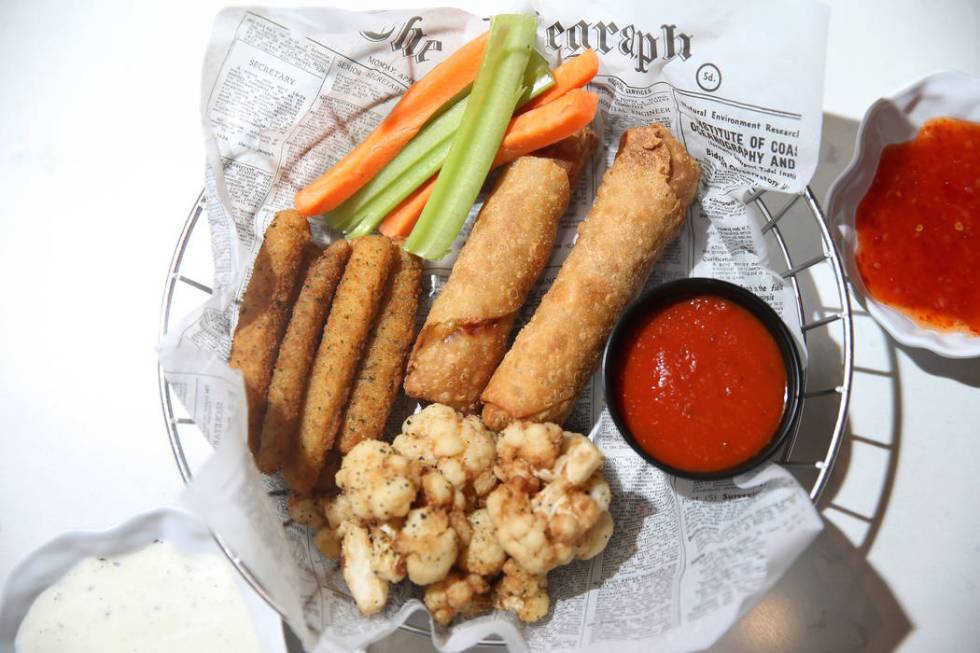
[[15, 541, 263, 653]]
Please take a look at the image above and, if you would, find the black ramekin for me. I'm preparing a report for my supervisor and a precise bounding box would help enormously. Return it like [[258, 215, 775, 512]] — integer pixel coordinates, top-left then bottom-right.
[[602, 277, 804, 480]]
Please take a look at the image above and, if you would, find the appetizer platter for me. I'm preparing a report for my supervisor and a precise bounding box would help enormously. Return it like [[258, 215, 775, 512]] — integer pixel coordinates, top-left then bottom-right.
[[158, 3, 847, 649]]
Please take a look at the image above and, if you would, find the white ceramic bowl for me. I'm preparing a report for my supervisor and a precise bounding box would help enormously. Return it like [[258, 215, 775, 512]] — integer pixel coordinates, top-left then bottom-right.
[[825, 70, 980, 358], [0, 508, 286, 653]]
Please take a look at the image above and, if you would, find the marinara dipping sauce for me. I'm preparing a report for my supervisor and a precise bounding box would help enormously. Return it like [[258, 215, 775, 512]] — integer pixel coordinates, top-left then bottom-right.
[[856, 117, 980, 333], [605, 281, 800, 476]]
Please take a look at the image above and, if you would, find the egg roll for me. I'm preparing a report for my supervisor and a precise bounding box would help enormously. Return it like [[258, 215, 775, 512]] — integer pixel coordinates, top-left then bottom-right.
[[481, 124, 700, 430], [229, 209, 312, 454], [284, 235, 394, 492], [403, 129, 596, 413]]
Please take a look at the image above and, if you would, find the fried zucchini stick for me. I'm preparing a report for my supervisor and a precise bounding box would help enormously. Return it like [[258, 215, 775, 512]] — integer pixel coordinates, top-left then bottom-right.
[[481, 125, 700, 429], [229, 210, 311, 453], [403, 129, 596, 413], [284, 235, 394, 492], [255, 240, 352, 473], [338, 247, 422, 453]]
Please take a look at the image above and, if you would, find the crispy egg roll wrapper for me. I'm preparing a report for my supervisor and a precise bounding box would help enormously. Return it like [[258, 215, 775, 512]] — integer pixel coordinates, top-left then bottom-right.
[[255, 240, 352, 473], [284, 235, 394, 492], [481, 125, 700, 430], [403, 130, 596, 413], [229, 210, 312, 454], [338, 248, 422, 453]]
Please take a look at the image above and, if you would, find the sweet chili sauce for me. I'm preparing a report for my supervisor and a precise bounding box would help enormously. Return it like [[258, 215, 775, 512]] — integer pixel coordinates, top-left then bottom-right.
[[855, 117, 980, 334], [613, 295, 787, 473]]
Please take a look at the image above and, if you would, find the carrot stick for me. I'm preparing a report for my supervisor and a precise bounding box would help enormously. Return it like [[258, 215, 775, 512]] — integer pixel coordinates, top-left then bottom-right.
[[521, 49, 599, 112], [379, 89, 599, 239], [379, 178, 436, 239], [294, 31, 489, 217]]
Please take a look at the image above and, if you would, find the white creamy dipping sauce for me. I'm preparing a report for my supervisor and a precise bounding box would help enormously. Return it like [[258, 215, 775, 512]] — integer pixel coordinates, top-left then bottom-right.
[[15, 540, 263, 653]]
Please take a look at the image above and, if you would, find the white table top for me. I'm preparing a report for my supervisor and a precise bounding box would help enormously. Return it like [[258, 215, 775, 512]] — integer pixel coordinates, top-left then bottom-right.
[[1, 1, 978, 651]]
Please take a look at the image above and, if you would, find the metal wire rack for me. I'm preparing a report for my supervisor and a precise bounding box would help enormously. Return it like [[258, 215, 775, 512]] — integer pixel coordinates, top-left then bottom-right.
[[158, 185, 853, 640]]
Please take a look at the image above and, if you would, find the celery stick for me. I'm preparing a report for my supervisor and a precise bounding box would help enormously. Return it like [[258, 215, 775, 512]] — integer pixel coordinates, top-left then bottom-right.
[[325, 97, 469, 231], [405, 15, 537, 259], [335, 49, 553, 238]]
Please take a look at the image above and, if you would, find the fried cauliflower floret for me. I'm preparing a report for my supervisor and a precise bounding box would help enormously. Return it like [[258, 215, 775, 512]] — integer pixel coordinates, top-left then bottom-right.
[[487, 433, 613, 575], [287, 492, 325, 529], [423, 571, 493, 625], [493, 559, 550, 623], [458, 508, 506, 576], [393, 404, 497, 497], [370, 521, 406, 583], [397, 507, 458, 585], [574, 510, 614, 560], [494, 422, 564, 491], [420, 469, 466, 511], [321, 493, 355, 529], [335, 440, 421, 521], [339, 521, 389, 616]]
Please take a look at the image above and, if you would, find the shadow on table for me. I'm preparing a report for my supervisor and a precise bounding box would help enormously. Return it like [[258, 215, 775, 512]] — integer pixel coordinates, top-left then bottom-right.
[[709, 111, 912, 652]]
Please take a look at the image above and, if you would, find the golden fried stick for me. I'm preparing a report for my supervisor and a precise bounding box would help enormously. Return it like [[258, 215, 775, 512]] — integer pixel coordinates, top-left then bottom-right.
[[338, 247, 422, 453], [403, 130, 596, 413], [229, 210, 311, 453], [481, 125, 700, 430], [284, 235, 394, 492], [255, 240, 352, 473]]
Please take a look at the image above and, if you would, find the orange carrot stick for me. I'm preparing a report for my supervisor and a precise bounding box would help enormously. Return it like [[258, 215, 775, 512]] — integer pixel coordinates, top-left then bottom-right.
[[379, 89, 599, 239], [379, 178, 436, 239], [521, 49, 599, 112], [294, 31, 489, 217]]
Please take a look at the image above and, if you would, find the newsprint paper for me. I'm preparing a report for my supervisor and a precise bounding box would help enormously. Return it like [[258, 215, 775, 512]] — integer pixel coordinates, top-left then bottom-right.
[[159, 1, 829, 651]]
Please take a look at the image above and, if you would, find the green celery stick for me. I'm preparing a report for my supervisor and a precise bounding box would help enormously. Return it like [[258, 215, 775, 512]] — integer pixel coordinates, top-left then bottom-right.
[[405, 15, 537, 259], [331, 48, 553, 237], [325, 97, 469, 231]]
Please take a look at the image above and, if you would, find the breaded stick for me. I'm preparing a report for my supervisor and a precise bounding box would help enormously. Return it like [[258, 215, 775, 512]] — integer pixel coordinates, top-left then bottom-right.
[[481, 125, 700, 429], [284, 235, 394, 492], [403, 130, 596, 413], [229, 210, 311, 453], [338, 248, 422, 453], [255, 240, 352, 473]]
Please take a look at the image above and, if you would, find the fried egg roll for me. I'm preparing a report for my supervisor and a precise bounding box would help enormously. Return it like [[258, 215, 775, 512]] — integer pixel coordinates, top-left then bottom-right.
[[403, 129, 596, 413], [229, 210, 312, 454], [481, 125, 700, 430], [284, 235, 394, 492], [338, 247, 422, 453], [255, 240, 352, 473]]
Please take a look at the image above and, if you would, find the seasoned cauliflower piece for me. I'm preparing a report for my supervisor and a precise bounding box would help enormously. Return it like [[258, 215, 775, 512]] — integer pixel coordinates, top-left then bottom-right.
[[421, 469, 466, 511], [339, 521, 389, 616], [397, 507, 458, 585], [494, 422, 564, 490], [487, 433, 612, 575], [458, 508, 506, 576], [551, 434, 604, 486], [336, 440, 421, 521], [370, 522, 406, 583], [424, 571, 492, 625], [321, 493, 355, 529], [493, 558, 550, 623], [574, 510, 614, 560], [287, 492, 325, 529], [393, 404, 497, 497]]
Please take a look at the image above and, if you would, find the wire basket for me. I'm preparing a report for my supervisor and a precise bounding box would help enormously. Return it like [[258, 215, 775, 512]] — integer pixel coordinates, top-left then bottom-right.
[[158, 185, 853, 639]]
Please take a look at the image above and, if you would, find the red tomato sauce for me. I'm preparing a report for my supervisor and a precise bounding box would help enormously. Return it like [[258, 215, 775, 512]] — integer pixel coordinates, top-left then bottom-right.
[[856, 117, 980, 334], [613, 295, 787, 473]]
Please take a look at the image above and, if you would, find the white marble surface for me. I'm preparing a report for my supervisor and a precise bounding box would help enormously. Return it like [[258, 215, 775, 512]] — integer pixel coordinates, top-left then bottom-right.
[[0, 1, 978, 651]]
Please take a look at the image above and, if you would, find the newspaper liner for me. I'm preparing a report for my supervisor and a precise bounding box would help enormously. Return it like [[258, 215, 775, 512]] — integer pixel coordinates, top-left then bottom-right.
[[159, 1, 829, 650]]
